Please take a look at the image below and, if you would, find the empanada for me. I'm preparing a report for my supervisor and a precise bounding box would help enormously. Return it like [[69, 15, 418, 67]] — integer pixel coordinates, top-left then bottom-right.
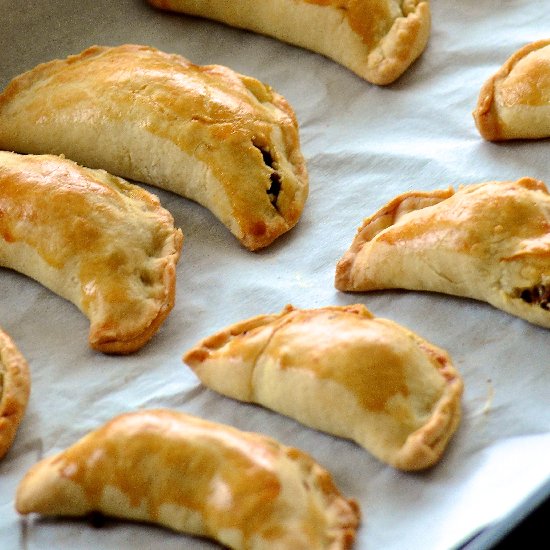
[[0, 327, 30, 460], [473, 39, 550, 140], [15, 409, 360, 550], [0, 151, 183, 354], [335, 177, 550, 328], [183, 304, 463, 471], [0, 44, 308, 251], [147, 0, 431, 85]]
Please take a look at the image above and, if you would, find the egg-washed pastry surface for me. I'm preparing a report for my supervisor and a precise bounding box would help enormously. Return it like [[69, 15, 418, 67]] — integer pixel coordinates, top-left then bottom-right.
[[16, 409, 360, 550], [147, 0, 431, 85], [0, 151, 183, 354], [184, 304, 463, 471], [473, 39, 550, 140], [336, 177, 550, 328], [0, 44, 308, 251], [0, 327, 30, 460]]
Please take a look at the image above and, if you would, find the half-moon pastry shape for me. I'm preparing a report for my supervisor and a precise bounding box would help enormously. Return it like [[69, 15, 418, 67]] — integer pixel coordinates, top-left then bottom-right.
[[183, 304, 463, 471], [0, 44, 308, 251], [15, 409, 360, 550], [147, 0, 431, 85], [335, 177, 550, 328], [473, 39, 550, 140], [0, 327, 30, 460], [0, 151, 183, 354]]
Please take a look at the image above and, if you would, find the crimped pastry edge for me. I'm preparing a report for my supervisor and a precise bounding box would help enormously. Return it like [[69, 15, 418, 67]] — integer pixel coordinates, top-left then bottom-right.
[[473, 38, 550, 141], [364, 0, 431, 85], [390, 331, 463, 471], [335, 188, 454, 291], [147, 0, 431, 85], [0, 327, 30, 460]]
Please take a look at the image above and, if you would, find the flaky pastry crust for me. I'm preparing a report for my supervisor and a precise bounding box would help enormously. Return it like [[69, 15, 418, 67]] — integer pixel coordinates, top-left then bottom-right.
[[0, 44, 308, 250], [15, 409, 360, 550], [336, 177, 550, 328], [0, 152, 183, 354], [0, 327, 30, 460], [147, 0, 431, 85], [184, 304, 463, 471], [473, 39, 550, 140]]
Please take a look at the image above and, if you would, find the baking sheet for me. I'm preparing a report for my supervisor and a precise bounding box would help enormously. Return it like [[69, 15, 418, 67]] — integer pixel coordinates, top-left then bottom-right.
[[1, 1, 549, 549]]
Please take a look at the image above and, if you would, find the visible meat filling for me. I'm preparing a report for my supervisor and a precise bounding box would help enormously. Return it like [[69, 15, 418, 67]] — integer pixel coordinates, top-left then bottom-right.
[[267, 172, 281, 204], [517, 284, 550, 310], [253, 142, 281, 207]]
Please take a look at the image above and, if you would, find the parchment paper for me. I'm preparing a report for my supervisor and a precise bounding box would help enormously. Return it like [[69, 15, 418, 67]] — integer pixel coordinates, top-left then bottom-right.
[[1, 1, 549, 549]]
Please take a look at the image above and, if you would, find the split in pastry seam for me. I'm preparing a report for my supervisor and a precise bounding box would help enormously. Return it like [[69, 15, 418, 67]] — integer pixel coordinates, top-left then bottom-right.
[[0, 151, 183, 354], [335, 177, 550, 329], [473, 39, 550, 140], [147, 0, 431, 85], [0, 44, 309, 250], [183, 304, 463, 471], [15, 409, 360, 550], [0, 327, 30, 460]]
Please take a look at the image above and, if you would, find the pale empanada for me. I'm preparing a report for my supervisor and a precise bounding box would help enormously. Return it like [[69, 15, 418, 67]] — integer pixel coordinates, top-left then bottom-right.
[[0, 44, 308, 251], [15, 409, 360, 550], [0, 151, 183, 354], [0, 327, 30, 460], [473, 39, 550, 140], [335, 177, 550, 328], [147, 0, 431, 85], [183, 304, 463, 471]]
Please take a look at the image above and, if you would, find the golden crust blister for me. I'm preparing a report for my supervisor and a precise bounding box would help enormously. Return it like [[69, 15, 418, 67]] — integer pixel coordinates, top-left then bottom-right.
[[0, 44, 308, 250], [15, 409, 360, 550], [336, 177, 550, 329], [147, 0, 431, 85], [0, 327, 30, 460], [184, 304, 463, 471], [473, 39, 550, 140], [0, 151, 183, 354]]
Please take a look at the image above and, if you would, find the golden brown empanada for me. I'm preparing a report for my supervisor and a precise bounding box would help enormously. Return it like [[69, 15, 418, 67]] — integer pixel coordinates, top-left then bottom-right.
[[15, 409, 360, 550], [0, 151, 183, 354], [147, 0, 431, 85], [0, 327, 30, 460], [473, 39, 550, 140], [183, 304, 463, 471], [0, 44, 308, 251], [336, 177, 550, 328]]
